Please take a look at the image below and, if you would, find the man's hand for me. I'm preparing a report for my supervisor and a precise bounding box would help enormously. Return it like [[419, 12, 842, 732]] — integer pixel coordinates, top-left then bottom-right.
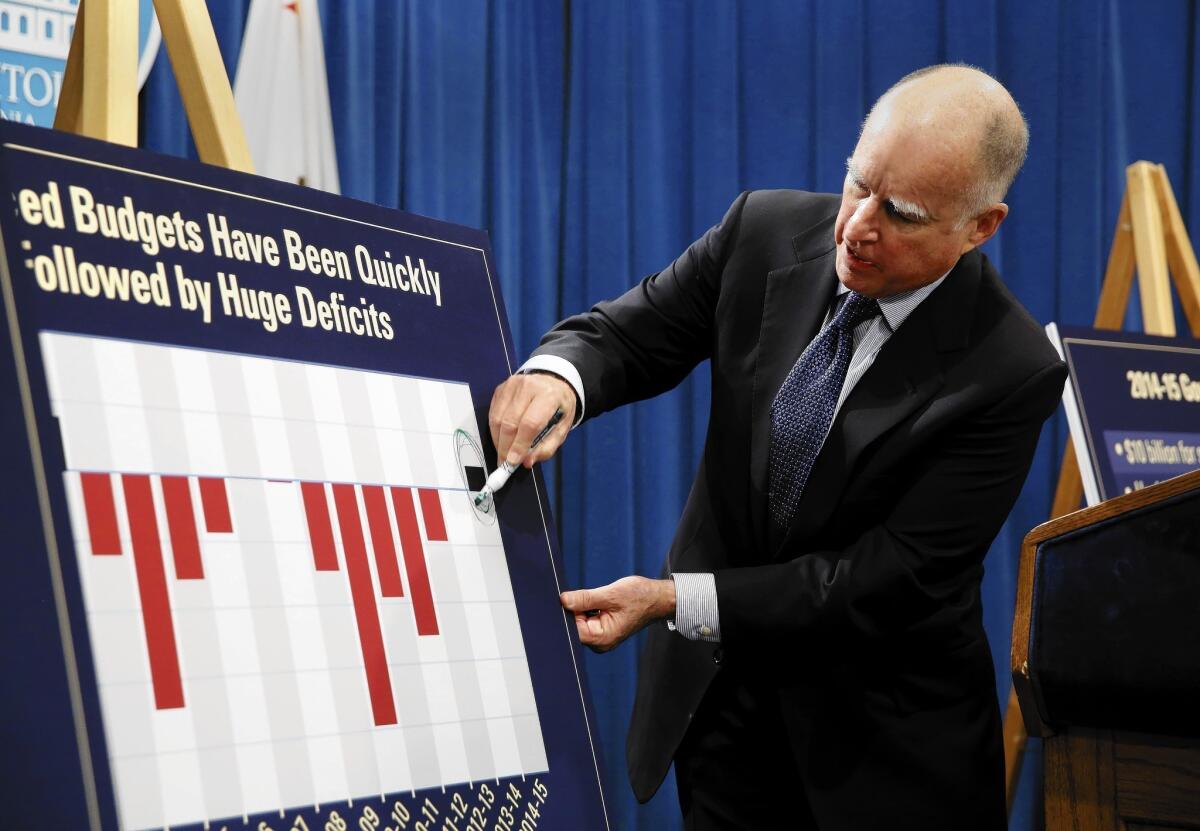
[[488, 372, 576, 468], [561, 576, 677, 653]]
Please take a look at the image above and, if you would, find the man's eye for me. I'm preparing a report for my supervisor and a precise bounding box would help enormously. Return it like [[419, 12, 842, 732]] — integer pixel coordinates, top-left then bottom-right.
[[886, 202, 916, 223]]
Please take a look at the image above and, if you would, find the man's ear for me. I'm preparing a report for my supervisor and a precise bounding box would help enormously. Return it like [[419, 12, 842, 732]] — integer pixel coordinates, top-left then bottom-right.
[[963, 203, 1009, 252]]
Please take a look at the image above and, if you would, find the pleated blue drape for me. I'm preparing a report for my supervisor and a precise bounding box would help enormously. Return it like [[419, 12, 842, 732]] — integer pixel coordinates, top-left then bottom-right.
[[141, 3, 1200, 829]]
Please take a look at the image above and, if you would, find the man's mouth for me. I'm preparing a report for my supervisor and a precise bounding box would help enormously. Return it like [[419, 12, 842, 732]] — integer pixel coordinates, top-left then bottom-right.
[[845, 246, 876, 269]]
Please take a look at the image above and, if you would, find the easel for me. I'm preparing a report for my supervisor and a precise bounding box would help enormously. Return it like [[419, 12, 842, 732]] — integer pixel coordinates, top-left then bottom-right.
[[50, 3, 250, 826], [53, 0, 252, 172], [1002, 161, 1200, 812]]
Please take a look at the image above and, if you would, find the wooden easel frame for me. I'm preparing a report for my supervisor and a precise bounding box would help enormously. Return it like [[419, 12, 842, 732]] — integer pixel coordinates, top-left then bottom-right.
[[53, 0, 253, 172], [1002, 161, 1200, 812]]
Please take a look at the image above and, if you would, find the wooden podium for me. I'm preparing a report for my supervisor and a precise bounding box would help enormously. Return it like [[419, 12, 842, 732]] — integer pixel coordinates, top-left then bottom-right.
[[1011, 469, 1200, 829]]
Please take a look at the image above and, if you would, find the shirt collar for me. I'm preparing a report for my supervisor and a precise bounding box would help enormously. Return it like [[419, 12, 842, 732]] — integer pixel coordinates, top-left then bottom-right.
[[836, 270, 949, 332]]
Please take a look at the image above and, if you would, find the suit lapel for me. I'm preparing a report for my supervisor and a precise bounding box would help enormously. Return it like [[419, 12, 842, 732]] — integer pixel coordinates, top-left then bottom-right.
[[748, 216, 838, 554], [775, 249, 983, 556]]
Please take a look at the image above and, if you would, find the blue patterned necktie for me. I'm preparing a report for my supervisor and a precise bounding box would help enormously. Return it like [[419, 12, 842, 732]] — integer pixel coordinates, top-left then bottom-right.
[[769, 290, 880, 527]]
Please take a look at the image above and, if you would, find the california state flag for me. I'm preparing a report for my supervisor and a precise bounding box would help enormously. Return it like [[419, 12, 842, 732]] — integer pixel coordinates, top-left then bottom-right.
[[234, 0, 340, 193]]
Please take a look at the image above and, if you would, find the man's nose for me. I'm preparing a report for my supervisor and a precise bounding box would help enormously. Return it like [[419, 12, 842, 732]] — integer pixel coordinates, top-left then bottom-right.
[[844, 199, 881, 243]]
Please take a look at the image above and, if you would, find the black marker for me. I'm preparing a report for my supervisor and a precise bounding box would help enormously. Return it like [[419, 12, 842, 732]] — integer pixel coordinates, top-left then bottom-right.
[[474, 406, 564, 506]]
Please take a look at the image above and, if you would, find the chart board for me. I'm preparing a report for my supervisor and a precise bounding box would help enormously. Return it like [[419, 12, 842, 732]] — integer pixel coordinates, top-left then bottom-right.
[[0, 121, 608, 830], [1048, 324, 1200, 504]]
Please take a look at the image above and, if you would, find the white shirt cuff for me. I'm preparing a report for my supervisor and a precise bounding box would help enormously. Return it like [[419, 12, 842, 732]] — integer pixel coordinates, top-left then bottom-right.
[[519, 355, 586, 424], [668, 572, 721, 642]]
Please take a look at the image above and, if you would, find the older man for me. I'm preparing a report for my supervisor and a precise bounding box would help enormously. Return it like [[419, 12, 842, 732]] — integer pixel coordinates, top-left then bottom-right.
[[489, 65, 1066, 829]]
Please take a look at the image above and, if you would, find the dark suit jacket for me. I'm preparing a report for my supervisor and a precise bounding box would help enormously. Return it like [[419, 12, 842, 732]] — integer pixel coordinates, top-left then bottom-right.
[[533, 190, 1067, 828]]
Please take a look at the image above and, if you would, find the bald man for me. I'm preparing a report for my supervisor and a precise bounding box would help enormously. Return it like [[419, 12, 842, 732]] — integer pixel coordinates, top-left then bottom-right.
[[490, 65, 1065, 829]]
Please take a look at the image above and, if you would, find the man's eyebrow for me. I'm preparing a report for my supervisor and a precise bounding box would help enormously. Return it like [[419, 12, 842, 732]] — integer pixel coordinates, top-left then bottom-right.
[[846, 157, 932, 222], [845, 158, 865, 185], [888, 194, 931, 222]]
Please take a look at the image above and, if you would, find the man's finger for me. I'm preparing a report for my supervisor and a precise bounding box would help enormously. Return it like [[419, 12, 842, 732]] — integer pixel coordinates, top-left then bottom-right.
[[488, 376, 520, 450], [574, 614, 613, 652], [504, 393, 567, 466], [561, 587, 606, 612], [489, 377, 535, 462], [488, 373, 576, 468], [495, 388, 546, 465]]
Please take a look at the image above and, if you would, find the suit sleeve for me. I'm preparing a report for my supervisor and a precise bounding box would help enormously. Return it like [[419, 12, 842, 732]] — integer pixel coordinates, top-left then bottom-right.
[[530, 192, 750, 419], [713, 359, 1067, 657]]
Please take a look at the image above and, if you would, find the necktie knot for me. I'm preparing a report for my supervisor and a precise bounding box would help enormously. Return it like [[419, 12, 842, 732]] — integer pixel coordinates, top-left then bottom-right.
[[832, 291, 879, 332]]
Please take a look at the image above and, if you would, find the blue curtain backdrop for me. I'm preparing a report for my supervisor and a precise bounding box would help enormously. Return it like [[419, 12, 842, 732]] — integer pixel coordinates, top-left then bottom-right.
[[140, 2, 1200, 829]]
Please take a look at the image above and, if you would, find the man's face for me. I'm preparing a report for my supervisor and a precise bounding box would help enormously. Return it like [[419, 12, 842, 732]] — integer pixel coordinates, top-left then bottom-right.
[[833, 117, 988, 299]]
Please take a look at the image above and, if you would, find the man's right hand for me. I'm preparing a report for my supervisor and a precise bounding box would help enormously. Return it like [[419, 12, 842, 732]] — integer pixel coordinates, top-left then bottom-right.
[[488, 371, 577, 468]]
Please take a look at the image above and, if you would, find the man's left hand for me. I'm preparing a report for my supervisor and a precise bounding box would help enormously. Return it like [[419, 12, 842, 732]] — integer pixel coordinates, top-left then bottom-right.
[[561, 576, 676, 653]]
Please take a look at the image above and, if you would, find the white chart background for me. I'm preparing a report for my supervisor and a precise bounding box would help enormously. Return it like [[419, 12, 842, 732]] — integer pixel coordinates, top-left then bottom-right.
[[41, 331, 547, 831]]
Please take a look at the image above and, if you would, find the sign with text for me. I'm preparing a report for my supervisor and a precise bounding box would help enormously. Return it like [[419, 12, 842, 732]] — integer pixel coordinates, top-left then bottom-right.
[[0, 1, 160, 126], [0, 121, 610, 830], [1047, 323, 1200, 505]]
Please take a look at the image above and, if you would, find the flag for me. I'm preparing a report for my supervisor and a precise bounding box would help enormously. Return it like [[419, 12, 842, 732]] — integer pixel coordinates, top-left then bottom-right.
[[234, 0, 340, 193]]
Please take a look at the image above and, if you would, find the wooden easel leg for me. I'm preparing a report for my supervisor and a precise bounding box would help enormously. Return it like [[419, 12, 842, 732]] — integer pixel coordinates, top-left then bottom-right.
[[151, 0, 253, 172], [1094, 193, 1136, 330], [1151, 165, 1200, 336], [53, 0, 85, 133], [77, 0, 138, 145], [1127, 162, 1176, 336], [1050, 442, 1084, 518], [1003, 686, 1028, 810]]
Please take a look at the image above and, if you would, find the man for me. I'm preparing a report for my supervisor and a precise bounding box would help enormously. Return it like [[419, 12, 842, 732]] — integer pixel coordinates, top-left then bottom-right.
[[489, 65, 1066, 829]]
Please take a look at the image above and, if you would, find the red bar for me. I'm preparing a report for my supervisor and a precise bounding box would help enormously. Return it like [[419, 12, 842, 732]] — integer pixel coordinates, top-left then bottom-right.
[[161, 476, 203, 579], [391, 487, 439, 636], [300, 482, 338, 571], [362, 486, 404, 597], [80, 472, 121, 555], [198, 477, 232, 533], [122, 475, 185, 710], [332, 484, 397, 726], [417, 488, 447, 541]]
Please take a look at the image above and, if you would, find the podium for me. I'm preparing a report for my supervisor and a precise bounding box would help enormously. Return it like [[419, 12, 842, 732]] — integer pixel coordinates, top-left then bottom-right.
[[1011, 469, 1200, 829]]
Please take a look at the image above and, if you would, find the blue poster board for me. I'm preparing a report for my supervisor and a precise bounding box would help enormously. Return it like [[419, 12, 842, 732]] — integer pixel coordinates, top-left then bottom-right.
[[1048, 323, 1200, 505], [0, 120, 609, 830]]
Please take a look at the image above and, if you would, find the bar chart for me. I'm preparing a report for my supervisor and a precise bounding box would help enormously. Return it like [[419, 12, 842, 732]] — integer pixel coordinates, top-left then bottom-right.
[[41, 332, 547, 831]]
